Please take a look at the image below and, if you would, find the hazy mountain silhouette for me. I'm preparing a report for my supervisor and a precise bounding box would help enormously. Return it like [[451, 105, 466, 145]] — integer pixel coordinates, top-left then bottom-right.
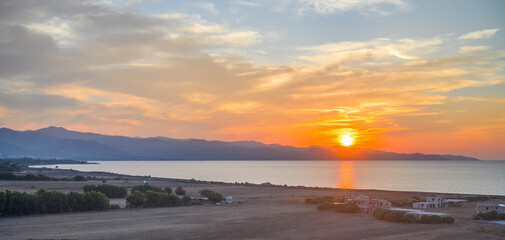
[[0, 127, 479, 161]]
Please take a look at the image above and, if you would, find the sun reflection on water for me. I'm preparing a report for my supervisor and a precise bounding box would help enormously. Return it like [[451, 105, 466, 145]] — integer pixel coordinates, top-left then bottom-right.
[[337, 161, 355, 189]]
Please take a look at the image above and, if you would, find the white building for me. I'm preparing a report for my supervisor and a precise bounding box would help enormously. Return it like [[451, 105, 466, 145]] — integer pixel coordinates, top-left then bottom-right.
[[413, 196, 467, 209], [475, 203, 505, 214], [345, 195, 392, 214]]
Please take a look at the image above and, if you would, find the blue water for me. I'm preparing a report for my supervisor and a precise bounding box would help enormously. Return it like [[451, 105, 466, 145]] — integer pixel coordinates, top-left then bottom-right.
[[33, 160, 505, 195]]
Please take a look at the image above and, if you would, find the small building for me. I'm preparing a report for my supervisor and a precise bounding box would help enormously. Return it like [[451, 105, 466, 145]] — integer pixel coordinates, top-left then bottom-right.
[[412, 196, 468, 209], [345, 195, 392, 214], [475, 203, 505, 214]]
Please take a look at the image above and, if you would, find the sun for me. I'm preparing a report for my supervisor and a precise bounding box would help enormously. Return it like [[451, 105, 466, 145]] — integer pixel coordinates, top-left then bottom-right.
[[339, 135, 354, 147]]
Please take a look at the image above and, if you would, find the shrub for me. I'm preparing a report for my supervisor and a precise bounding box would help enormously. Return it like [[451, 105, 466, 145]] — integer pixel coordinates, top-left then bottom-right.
[[442, 216, 455, 223], [333, 203, 360, 213], [126, 191, 145, 208], [83, 184, 127, 198], [84, 191, 109, 211], [305, 196, 343, 205], [474, 211, 505, 220], [144, 191, 160, 207], [175, 186, 186, 196], [126, 191, 179, 208], [164, 187, 172, 194], [317, 202, 334, 211], [72, 175, 87, 181], [37, 189, 70, 214], [67, 191, 87, 212], [132, 184, 163, 193], [373, 208, 454, 224], [199, 189, 223, 203], [181, 195, 191, 205]]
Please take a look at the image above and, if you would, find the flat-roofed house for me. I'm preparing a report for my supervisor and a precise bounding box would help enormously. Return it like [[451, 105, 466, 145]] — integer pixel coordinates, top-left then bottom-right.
[[412, 196, 466, 209], [345, 195, 392, 213], [475, 203, 505, 214]]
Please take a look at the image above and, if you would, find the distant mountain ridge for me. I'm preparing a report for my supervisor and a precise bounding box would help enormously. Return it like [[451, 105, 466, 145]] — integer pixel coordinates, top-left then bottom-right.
[[0, 127, 479, 161]]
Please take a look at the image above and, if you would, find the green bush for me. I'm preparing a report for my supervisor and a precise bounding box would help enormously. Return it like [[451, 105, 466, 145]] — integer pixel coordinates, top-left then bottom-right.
[[132, 184, 163, 193], [175, 186, 186, 196], [84, 184, 128, 198], [474, 211, 505, 220], [37, 189, 70, 213], [72, 175, 87, 181], [84, 191, 109, 211], [67, 191, 87, 212], [373, 208, 454, 224], [0, 189, 109, 217], [333, 203, 360, 213], [126, 191, 145, 208], [305, 196, 343, 204], [126, 191, 179, 208], [199, 189, 223, 203], [182, 195, 191, 204], [442, 216, 455, 223]]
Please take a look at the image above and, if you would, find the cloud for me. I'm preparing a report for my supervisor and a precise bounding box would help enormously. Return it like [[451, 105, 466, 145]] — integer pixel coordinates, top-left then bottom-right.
[[458, 28, 500, 40], [298, 0, 409, 15], [0, 0, 504, 158], [459, 45, 490, 54]]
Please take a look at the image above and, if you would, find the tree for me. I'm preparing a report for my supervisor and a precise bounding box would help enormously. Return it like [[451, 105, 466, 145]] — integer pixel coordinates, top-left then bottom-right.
[[175, 186, 185, 196], [199, 189, 223, 203]]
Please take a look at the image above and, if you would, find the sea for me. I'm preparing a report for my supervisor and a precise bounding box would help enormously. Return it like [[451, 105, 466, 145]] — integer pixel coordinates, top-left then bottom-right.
[[33, 160, 505, 196]]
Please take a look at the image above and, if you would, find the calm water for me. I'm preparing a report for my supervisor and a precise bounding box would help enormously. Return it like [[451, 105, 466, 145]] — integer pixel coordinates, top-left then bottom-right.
[[34, 160, 505, 195]]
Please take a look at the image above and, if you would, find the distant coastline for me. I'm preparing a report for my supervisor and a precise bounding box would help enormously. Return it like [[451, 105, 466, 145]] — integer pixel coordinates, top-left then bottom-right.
[[0, 126, 480, 161]]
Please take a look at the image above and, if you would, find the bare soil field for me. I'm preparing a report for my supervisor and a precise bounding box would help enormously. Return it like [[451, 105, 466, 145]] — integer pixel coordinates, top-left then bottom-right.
[[0, 168, 504, 240]]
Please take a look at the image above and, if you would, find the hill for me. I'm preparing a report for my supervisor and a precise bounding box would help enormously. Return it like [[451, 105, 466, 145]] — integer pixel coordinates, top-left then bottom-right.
[[0, 127, 479, 161]]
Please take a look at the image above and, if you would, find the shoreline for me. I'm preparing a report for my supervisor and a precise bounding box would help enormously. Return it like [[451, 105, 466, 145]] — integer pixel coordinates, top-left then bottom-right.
[[26, 166, 505, 198], [23, 167, 505, 198]]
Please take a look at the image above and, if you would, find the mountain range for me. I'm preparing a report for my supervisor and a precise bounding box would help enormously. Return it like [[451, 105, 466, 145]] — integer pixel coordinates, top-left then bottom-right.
[[0, 127, 479, 161]]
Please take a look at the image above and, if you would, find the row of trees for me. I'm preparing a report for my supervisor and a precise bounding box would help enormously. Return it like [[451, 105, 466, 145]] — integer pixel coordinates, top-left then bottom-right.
[[0, 189, 109, 217], [0, 162, 21, 172], [126, 184, 191, 208], [126, 191, 190, 208], [0, 172, 87, 181], [84, 184, 128, 198], [373, 209, 455, 224], [131, 184, 186, 196]]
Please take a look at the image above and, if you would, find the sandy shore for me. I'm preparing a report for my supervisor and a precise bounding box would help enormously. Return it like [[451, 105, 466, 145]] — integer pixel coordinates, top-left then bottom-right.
[[0, 168, 504, 240]]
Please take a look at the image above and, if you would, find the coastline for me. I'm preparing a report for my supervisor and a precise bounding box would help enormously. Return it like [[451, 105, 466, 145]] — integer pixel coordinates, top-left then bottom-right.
[[23, 166, 505, 198]]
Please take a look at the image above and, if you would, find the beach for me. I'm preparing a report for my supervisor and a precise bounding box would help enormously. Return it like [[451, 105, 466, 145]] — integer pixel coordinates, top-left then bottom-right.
[[0, 168, 504, 240]]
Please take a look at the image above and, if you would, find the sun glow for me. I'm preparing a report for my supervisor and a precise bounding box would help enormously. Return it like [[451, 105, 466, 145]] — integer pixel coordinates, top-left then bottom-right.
[[339, 135, 354, 146]]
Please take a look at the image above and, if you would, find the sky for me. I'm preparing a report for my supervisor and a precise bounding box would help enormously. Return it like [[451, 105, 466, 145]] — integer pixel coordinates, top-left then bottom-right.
[[0, 0, 504, 160]]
